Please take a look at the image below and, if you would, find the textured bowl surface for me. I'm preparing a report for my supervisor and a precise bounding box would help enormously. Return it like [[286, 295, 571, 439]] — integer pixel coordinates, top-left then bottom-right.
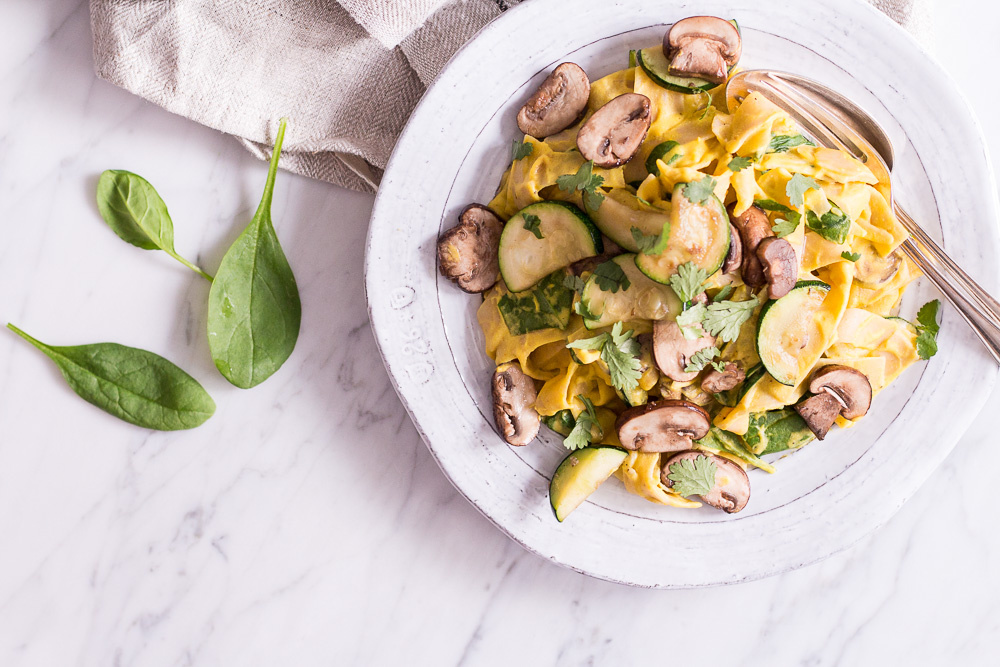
[[365, 0, 1000, 587]]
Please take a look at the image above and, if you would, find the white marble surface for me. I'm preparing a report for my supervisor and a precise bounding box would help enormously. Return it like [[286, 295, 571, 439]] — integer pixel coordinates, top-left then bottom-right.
[[1, 1, 998, 665]]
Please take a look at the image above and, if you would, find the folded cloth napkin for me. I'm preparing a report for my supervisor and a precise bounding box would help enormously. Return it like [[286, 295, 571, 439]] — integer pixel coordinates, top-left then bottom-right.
[[90, 0, 931, 194]]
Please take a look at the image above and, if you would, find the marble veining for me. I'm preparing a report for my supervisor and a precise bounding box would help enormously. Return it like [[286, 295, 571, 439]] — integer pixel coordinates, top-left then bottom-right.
[[1, 0, 999, 665]]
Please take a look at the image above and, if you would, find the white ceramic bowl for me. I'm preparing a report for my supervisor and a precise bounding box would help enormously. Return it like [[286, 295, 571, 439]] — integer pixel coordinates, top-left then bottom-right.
[[365, 0, 1000, 587]]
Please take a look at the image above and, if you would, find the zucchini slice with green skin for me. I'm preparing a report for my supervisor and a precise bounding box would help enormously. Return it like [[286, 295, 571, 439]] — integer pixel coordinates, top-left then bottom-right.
[[634, 183, 730, 284], [499, 201, 603, 292], [542, 410, 576, 437], [645, 141, 679, 176], [588, 189, 669, 251], [549, 445, 628, 522], [636, 47, 716, 94], [580, 254, 682, 329], [756, 280, 832, 386]]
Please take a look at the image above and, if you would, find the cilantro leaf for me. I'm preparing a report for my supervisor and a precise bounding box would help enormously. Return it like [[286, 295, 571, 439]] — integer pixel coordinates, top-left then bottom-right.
[[563, 395, 602, 450], [668, 262, 709, 304], [522, 213, 544, 239], [676, 303, 708, 340], [841, 250, 861, 262], [683, 346, 724, 373], [712, 285, 734, 302], [557, 161, 606, 212], [566, 333, 607, 351], [767, 133, 814, 153], [771, 210, 801, 238], [703, 295, 760, 343], [604, 323, 642, 391], [666, 455, 717, 497], [754, 199, 793, 213], [631, 221, 671, 256], [682, 176, 717, 205], [805, 207, 851, 244], [786, 173, 820, 207], [592, 260, 631, 293], [562, 273, 586, 292], [511, 139, 534, 161], [915, 299, 941, 360], [728, 156, 753, 172]]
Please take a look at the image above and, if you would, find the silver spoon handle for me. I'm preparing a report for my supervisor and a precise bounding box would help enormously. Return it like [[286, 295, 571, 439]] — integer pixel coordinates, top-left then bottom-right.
[[896, 203, 1000, 362]]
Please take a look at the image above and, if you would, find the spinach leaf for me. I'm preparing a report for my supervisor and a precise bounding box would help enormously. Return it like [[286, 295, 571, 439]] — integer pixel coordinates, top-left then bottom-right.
[[7, 324, 215, 430], [96, 170, 213, 281], [498, 270, 573, 335], [207, 119, 301, 388], [805, 206, 851, 244]]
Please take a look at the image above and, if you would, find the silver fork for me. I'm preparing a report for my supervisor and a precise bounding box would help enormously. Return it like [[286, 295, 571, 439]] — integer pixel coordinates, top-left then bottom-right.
[[726, 70, 1000, 363]]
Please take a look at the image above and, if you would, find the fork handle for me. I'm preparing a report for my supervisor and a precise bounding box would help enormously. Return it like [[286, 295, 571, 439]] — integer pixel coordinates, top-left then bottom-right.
[[895, 203, 1000, 362]]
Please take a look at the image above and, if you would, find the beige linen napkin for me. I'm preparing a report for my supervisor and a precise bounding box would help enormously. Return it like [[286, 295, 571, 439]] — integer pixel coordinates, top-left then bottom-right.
[[90, 0, 931, 194]]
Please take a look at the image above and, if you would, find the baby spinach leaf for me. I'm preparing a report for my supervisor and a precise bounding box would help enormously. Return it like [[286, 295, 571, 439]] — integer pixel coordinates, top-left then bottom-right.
[[498, 270, 573, 335], [96, 170, 213, 281], [7, 324, 215, 430], [207, 118, 301, 388]]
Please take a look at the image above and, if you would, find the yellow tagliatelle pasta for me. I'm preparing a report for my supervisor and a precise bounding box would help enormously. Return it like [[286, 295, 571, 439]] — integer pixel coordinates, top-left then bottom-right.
[[464, 39, 931, 514]]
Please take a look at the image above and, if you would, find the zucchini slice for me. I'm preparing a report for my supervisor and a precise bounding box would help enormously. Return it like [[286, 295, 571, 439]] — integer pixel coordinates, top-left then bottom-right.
[[756, 280, 832, 386], [635, 182, 730, 284], [588, 189, 670, 251], [636, 47, 716, 95], [549, 445, 628, 522], [579, 254, 682, 329], [645, 141, 680, 176], [498, 201, 603, 292]]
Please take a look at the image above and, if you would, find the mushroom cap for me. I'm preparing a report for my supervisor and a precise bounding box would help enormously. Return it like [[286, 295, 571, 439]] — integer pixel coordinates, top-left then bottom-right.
[[517, 63, 591, 138], [700, 361, 746, 394], [491, 362, 540, 446], [661, 450, 750, 513], [809, 365, 873, 420], [756, 236, 798, 300], [615, 399, 711, 453], [729, 204, 773, 288], [794, 392, 841, 440], [652, 318, 717, 382], [722, 223, 743, 274], [576, 93, 652, 168], [437, 204, 503, 293], [664, 16, 742, 84]]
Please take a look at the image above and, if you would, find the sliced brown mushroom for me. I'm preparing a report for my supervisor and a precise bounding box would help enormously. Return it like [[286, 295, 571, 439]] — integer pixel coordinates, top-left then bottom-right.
[[516, 63, 591, 138], [794, 365, 873, 439], [491, 362, 540, 446], [756, 237, 798, 299], [700, 361, 745, 394], [615, 400, 711, 453], [661, 451, 750, 513], [437, 204, 504, 293], [722, 223, 743, 274], [664, 16, 742, 84], [729, 204, 773, 288], [576, 93, 652, 168], [652, 318, 717, 382]]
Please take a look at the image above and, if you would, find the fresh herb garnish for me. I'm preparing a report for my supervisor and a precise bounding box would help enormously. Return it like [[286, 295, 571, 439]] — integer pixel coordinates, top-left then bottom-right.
[[786, 173, 820, 207], [557, 160, 605, 212], [767, 134, 814, 153], [754, 199, 793, 213], [668, 261, 709, 304], [676, 303, 708, 340], [566, 322, 642, 392], [511, 139, 534, 161], [631, 220, 671, 256], [96, 170, 213, 281], [771, 211, 802, 238], [712, 285, 734, 302], [806, 206, 851, 244], [666, 454, 718, 497], [841, 250, 861, 262], [684, 346, 726, 373], [702, 295, 761, 343], [682, 176, 717, 205], [207, 118, 301, 389], [562, 273, 586, 293], [915, 299, 941, 360], [522, 213, 544, 239], [6, 324, 215, 430], [563, 394, 602, 450], [728, 156, 753, 172], [592, 260, 631, 293]]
